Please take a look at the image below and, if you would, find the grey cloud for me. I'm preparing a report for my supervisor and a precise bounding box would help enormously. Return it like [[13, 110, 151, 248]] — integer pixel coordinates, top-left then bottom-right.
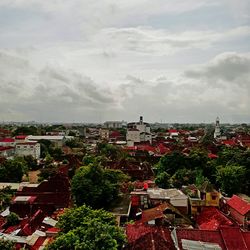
[[0, 51, 116, 121], [185, 52, 250, 86]]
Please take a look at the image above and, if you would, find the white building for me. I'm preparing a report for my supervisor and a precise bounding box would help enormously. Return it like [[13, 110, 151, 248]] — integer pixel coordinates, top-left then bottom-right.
[[126, 116, 152, 144], [15, 141, 40, 159], [214, 117, 221, 139], [27, 135, 73, 148], [104, 121, 126, 129]]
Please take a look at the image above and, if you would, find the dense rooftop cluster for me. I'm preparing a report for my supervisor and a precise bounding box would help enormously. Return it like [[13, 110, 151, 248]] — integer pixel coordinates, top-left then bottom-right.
[[0, 118, 250, 249]]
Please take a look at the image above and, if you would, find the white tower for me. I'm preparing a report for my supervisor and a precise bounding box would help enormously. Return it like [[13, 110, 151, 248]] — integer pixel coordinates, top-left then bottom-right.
[[214, 117, 221, 139]]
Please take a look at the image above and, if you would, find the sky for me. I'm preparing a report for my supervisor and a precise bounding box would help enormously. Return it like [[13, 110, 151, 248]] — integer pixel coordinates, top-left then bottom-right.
[[0, 0, 250, 123]]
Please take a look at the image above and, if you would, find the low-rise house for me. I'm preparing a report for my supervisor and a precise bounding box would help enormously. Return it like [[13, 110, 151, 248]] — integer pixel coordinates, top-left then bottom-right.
[[196, 207, 234, 230], [126, 224, 250, 250], [10, 174, 70, 218], [130, 188, 189, 215], [0, 138, 15, 147], [0, 128, 11, 139], [99, 128, 109, 140], [135, 203, 192, 227], [27, 135, 73, 148], [147, 188, 189, 215], [227, 195, 250, 230], [184, 182, 221, 216], [0, 146, 15, 158]]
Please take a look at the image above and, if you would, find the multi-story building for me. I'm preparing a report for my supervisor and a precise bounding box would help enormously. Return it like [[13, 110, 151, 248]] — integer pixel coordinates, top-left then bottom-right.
[[15, 141, 40, 159], [104, 121, 126, 129], [126, 116, 152, 144]]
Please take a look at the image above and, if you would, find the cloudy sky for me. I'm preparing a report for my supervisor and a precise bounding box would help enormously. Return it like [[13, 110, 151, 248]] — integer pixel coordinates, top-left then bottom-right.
[[0, 0, 250, 123]]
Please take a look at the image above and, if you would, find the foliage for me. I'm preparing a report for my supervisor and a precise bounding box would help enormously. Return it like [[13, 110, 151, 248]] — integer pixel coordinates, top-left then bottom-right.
[[71, 164, 127, 209], [0, 158, 27, 182], [156, 151, 187, 176], [0, 187, 12, 210], [49, 147, 63, 161], [47, 205, 126, 250], [39, 139, 52, 158], [82, 154, 108, 166], [216, 165, 246, 196], [97, 143, 123, 160], [6, 212, 19, 227], [155, 149, 209, 188], [155, 172, 171, 189], [12, 126, 38, 136], [171, 168, 196, 188], [0, 239, 15, 250], [65, 138, 82, 148], [23, 155, 38, 170]]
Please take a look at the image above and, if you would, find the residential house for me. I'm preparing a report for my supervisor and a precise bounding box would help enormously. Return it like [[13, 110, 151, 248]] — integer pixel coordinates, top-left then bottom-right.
[[0, 146, 15, 158], [99, 128, 109, 141], [130, 188, 189, 215], [227, 195, 250, 230], [0, 138, 15, 147], [184, 182, 221, 216]]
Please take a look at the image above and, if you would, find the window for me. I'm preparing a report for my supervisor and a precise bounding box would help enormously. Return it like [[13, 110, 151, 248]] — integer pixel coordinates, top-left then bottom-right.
[[211, 195, 217, 200]]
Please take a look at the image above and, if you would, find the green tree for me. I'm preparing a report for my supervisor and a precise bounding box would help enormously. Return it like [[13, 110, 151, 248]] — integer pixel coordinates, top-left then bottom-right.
[[0, 186, 12, 210], [0, 158, 27, 182], [47, 205, 126, 250], [216, 165, 246, 196], [6, 212, 19, 227], [156, 151, 187, 176], [71, 164, 127, 209], [23, 155, 38, 170], [97, 143, 123, 160], [0, 239, 15, 250], [171, 168, 196, 188], [155, 172, 171, 189]]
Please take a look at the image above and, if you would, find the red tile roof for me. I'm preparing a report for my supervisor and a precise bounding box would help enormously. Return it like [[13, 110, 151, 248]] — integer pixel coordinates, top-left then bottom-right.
[[0, 216, 6, 228], [0, 138, 15, 143], [227, 195, 250, 216], [243, 232, 250, 249], [32, 236, 47, 250], [0, 146, 14, 152], [196, 207, 234, 230], [46, 227, 60, 233], [221, 140, 236, 146], [208, 153, 218, 159], [168, 129, 178, 133], [126, 224, 175, 250], [136, 203, 169, 224], [177, 228, 226, 250], [15, 135, 28, 140], [220, 226, 248, 250], [16, 142, 37, 145]]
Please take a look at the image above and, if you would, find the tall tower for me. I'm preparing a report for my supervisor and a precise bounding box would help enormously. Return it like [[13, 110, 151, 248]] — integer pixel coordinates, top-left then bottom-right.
[[214, 117, 221, 139]]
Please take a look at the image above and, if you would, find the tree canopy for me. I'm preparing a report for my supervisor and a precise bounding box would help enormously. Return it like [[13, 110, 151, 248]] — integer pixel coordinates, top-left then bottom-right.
[[71, 163, 128, 209], [0, 239, 15, 250], [47, 205, 126, 250], [0, 157, 27, 182]]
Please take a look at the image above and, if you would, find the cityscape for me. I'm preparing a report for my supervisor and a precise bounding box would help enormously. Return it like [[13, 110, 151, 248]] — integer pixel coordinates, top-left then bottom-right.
[[0, 117, 250, 249]]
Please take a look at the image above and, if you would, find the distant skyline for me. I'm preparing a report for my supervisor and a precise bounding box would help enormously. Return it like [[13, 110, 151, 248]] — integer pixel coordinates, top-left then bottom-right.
[[0, 1, 250, 123]]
